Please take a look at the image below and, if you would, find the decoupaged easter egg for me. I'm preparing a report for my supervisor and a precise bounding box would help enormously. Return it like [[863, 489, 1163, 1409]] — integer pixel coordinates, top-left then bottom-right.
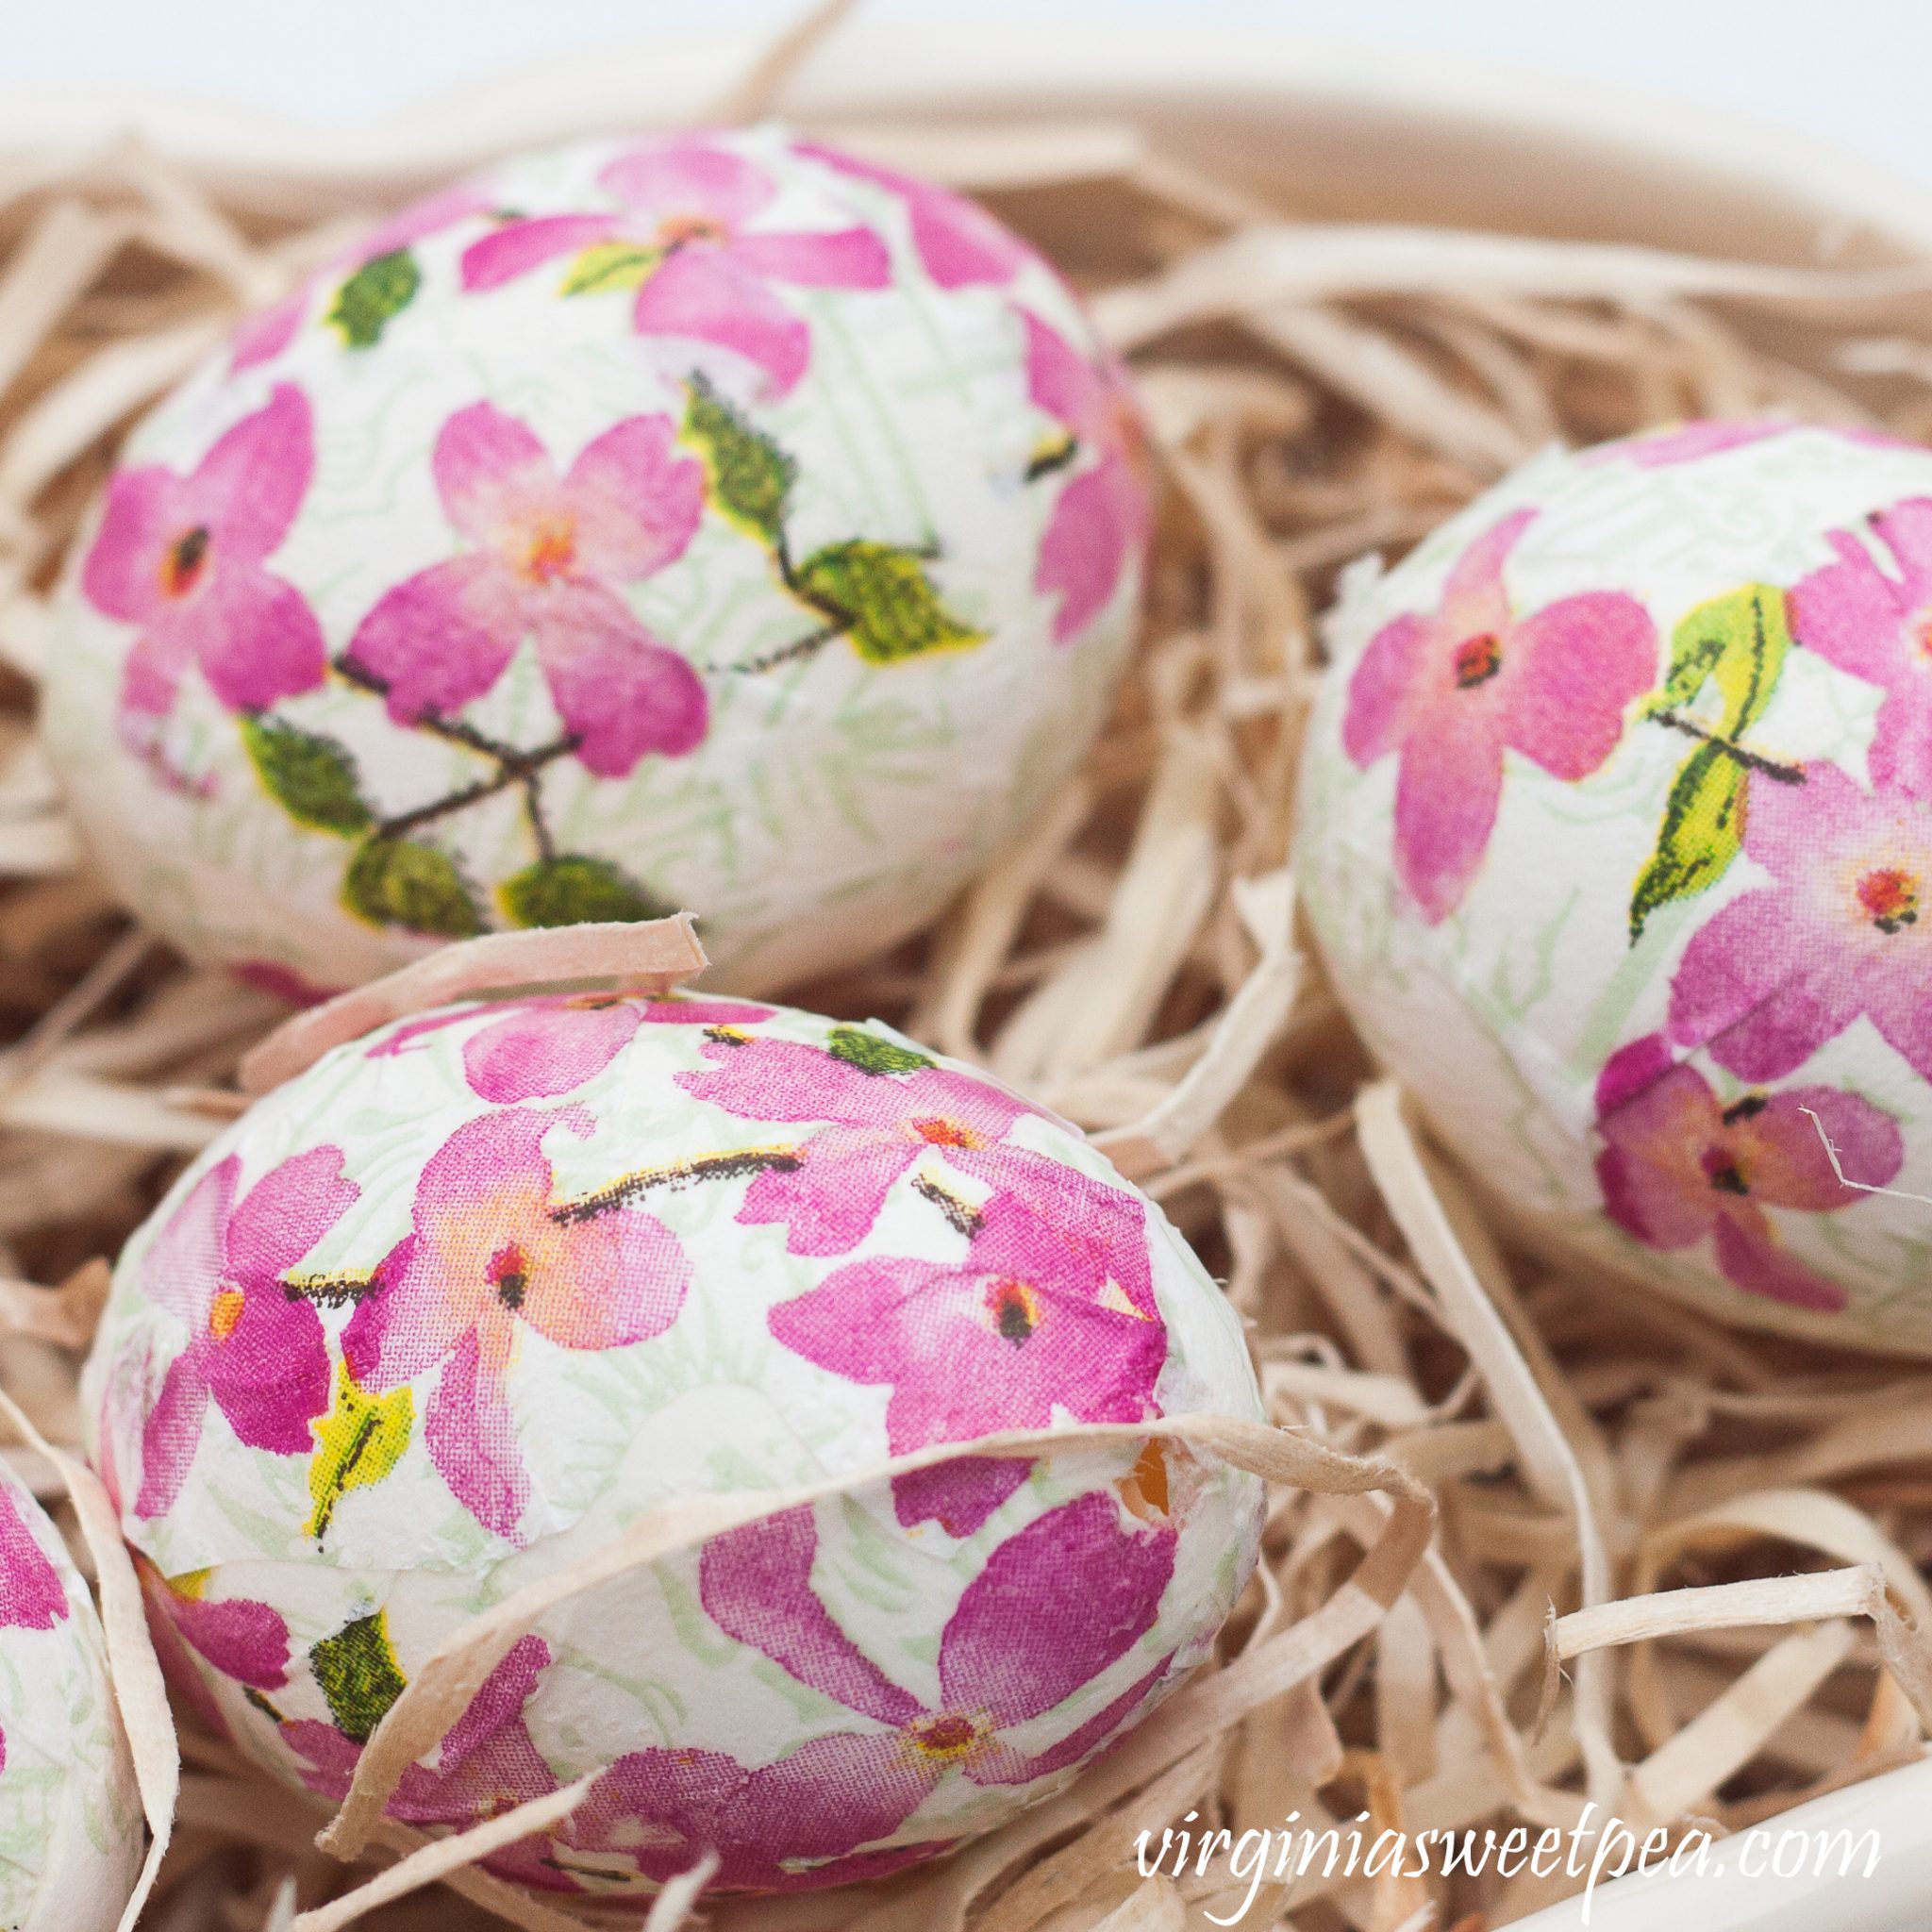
[[0, 1467, 142, 1931], [83, 991, 1262, 1900], [1296, 420, 1932, 1349], [44, 125, 1148, 997]]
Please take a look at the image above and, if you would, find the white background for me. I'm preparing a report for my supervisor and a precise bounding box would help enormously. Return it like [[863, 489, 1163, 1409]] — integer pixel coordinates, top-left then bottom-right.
[[8, 1, 1932, 190]]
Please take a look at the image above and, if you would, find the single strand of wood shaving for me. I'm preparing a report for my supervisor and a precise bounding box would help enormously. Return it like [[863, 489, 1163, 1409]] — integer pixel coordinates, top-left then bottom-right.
[[239, 914, 707, 1092]]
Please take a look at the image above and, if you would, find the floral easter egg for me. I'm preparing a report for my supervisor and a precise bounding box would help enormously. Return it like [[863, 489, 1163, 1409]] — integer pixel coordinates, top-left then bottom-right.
[[43, 125, 1148, 996], [1297, 419, 1932, 1349], [0, 1466, 142, 1931], [82, 992, 1261, 1901]]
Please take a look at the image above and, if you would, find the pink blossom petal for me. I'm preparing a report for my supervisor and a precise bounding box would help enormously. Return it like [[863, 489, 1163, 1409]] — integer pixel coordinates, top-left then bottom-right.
[[1740, 756, 1857, 880], [698, 1507, 924, 1728], [182, 384, 314, 566], [142, 1158, 237, 1327], [426, 1327, 527, 1540], [1711, 1212, 1848, 1312], [1391, 715, 1506, 923], [1037, 453, 1139, 645], [192, 566, 329, 711], [561, 414, 705, 581], [890, 1457, 1028, 1538], [463, 1002, 644, 1102], [630, 248, 811, 400], [166, 1588, 291, 1690], [1790, 528, 1918, 686], [342, 1233, 469, 1390], [939, 1492, 1173, 1725], [532, 582, 708, 776], [1595, 1032, 1677, 1118], [719, 1731, 935, 1866], [740, 1133, 916, 1256], [1023, 310, 1105, 441], [222, 1144, 357, 1282], [1593, 1059, 1725, 1252], [432, 401, 558, 546], [441, 1634, 551, 1772], [726, 227, 891, 290], [345, 554, 522, 725], [359, 184, 491, 259], [142, 1569, 232, 1740], [600, 141, 776, 229], [0, 1487, 66, 1630], [82, 465, 196, 624], [1612, 422, 1787, 467], [677, 1035, 945, 1128], [969, 1660, 1167, 1786], [228, 292, 306, 373], [1437, 508, 1532, 641], [1668, 889, 1857, 1082], [1342, 612, 1432, 769], [1502, 591, 1656, 778], [1869, 682, 1932, 798], [119, 623, 196, 725], [459, 214, 625, 292], [135, 1355, 210, 1520], [515, 1191, 689, 1356], [1737, 1087, 1904, 1209], [202, 1287, 331, 1455]]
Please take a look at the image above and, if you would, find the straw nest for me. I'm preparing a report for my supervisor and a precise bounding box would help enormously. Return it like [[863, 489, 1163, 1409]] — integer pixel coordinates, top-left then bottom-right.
[[3, 6, 1932, 1929]]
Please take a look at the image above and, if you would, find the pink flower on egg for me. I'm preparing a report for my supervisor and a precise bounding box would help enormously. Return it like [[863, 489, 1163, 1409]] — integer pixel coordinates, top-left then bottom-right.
[[0, 1484, 65, 1633], [229, 184, 493, 372], [287, 1634, 574, 1894], [1023, 309, 1152, 644], [141, 1562, 291, 1691], [1668, 760, 1932, 1082], [341, 1108, 690, 1541], [372, 991, 776, 1102], [132, 1146, 353, 1520], [770, 1188, 1167, 1536], [460, 137, 891, 400], [343, 401, 708, 779], [1790, 497, 1932, 797], [1341, 509, 1657, 923], [80, 384, 326, 778], [791, 141, 1036, 289], [675, 1028, 1132, 1268], [1594, 1032, 1901, 1311], [695, 1491, 1174, 1851]]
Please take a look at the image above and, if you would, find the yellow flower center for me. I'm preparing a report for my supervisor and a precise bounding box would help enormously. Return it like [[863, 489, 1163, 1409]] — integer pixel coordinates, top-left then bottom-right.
[[208, 1288, 245, 1342], [518, 515, 578, 584], [657, 213, 728, 250], [908, 1712, 981, 1762]]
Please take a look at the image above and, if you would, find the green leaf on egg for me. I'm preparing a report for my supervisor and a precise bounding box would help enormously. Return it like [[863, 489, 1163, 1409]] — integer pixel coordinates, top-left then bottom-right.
[[680, 373, 795, 546], [240, 716, 373, 836], [498, 854, 668, 928], [559, 242, 658, 296], [826, 1025, 934, 1076], [1630, 584, 1794, 939], [1629, 741, 1749, 940], [310, 1611, 408, 1744], [1650, 582, 1790, 736], [790, 540, 985, 665], [305, 1362, 413, 1541], [326, 248, 421, 350], [341, 837, 483, 939]]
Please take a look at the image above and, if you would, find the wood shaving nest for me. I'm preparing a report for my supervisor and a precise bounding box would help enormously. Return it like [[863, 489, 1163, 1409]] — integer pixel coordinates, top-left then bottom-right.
[[6, 12, 1932, 1932]]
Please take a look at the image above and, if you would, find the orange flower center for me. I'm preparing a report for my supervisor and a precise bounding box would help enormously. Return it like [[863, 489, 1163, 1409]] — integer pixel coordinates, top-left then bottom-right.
[[518, 515, 578, 584], [208, 1288, 245, 1342], [912, 1116, 982, 1150], [161, 525, 211, 600], [985, 1278, 1041, 1345], [489, 1242, 530, 1310], [1119, 1439, 1171, 1523], [1452, 632, 1503, 689], [657, 214, 728, 250], [1857, 866, 1920, 934], [908, 1712, 981, 1761]]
